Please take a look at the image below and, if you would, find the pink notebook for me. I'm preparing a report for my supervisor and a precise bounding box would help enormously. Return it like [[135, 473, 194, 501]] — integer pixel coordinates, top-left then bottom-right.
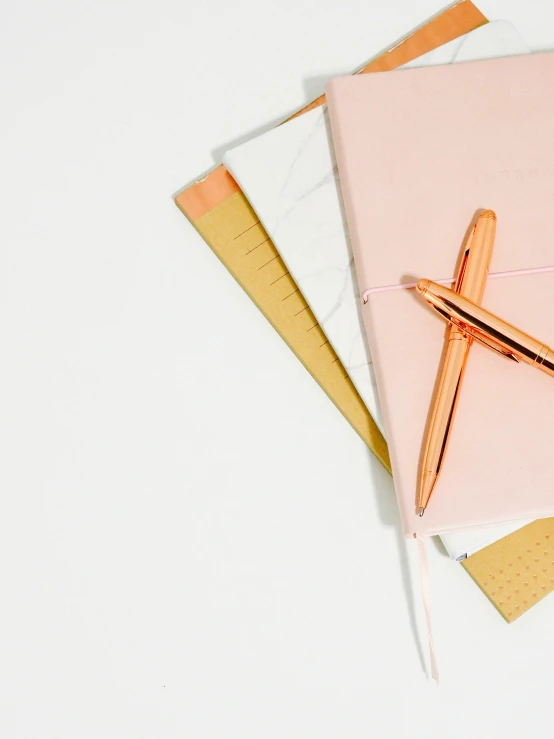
[[326, 52, 554, 538]]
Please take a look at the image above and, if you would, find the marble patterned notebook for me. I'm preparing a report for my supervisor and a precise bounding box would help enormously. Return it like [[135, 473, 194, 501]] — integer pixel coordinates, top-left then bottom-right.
[[224, 21, 530, 560]]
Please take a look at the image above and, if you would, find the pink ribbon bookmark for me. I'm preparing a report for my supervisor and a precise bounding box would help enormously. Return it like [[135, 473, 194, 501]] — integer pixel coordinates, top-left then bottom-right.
[[416, 535, 439, 683]]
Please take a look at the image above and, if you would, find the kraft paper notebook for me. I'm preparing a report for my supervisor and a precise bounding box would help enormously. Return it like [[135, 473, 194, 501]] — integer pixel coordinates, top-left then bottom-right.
[[223, 20, 529, 560], [326, 51, 554, 539]]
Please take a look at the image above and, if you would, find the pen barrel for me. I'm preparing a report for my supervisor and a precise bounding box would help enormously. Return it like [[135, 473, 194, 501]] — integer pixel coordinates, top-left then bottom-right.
[[468, 311, 554, 375], [418, 337, 470, 509], [419, 280, 554, 379], [418, 211, 496, 512]]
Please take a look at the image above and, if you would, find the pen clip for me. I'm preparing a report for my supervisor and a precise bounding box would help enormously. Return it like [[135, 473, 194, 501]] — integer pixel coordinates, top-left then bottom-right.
[[459, 325, 520, 363], [454, 248, 470, 293], [453, 221, 478, 293]]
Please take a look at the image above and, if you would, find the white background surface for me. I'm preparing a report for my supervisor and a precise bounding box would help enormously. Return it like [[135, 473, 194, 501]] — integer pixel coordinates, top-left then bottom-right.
[[3, 1, 554, 736]]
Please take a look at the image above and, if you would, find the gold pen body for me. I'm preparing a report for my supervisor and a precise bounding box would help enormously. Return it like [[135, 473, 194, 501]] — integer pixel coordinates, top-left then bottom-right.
[[418, 210, 497, 515], [417, 278, 554, 377]]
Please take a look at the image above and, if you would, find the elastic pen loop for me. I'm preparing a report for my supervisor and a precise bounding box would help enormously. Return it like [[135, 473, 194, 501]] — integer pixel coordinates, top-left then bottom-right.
[[362, 265, 554, 304]]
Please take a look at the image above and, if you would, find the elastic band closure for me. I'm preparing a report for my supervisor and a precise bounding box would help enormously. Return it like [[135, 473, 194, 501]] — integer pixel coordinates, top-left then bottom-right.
[[362, 265, 554, 304], [416, 535, 439, 683]]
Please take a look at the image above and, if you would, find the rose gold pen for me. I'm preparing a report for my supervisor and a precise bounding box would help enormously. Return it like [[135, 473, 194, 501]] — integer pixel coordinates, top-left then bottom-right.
[[417, 210, 497, 516], [416, 279, 554, 376]]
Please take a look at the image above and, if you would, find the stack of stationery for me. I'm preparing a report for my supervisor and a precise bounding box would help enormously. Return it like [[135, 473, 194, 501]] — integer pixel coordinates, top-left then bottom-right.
[[175, 0, 554, 635]]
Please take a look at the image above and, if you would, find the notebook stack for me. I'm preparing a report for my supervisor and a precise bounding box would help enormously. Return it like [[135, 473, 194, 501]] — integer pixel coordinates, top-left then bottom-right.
[[175, 0, 554, 658]]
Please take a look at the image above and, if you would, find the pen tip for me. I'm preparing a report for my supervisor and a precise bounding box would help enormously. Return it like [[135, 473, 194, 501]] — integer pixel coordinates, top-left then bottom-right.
[[480, 209, 496, 220], [417, 507, 425, 517]]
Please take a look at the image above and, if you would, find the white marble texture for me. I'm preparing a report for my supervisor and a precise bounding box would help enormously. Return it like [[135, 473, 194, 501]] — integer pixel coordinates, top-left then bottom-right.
[[226, 98, 385, 428], [224, 21, 531, 559]]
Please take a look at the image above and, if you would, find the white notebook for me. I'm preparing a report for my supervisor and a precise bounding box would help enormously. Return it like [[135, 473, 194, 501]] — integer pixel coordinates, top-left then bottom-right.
[[224, 21, 530, 560]]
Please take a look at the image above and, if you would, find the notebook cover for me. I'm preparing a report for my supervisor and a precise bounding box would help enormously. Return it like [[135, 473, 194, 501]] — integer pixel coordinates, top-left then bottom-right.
[[326, 51, 554, 538], [175, 0, 487, 473]]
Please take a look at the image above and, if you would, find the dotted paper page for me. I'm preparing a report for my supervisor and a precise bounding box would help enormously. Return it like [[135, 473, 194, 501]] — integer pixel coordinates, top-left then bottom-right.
[[463, 519, 554, 621]]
